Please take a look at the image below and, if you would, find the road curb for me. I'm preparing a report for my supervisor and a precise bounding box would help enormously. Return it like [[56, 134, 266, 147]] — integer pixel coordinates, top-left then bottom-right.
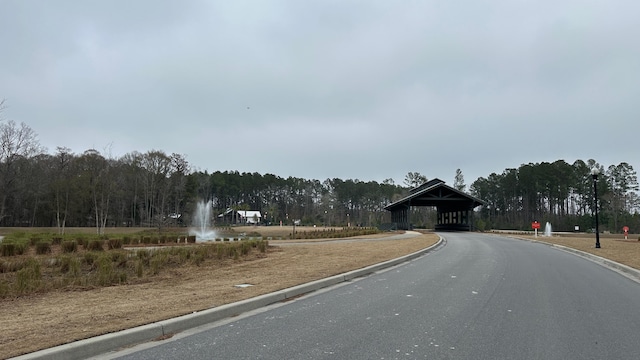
[[11, 235, 444, 360]]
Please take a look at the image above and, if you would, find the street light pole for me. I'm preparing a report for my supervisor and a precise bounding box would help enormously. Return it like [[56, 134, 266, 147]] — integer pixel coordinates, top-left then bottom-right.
[[592, 169, 601, 249]]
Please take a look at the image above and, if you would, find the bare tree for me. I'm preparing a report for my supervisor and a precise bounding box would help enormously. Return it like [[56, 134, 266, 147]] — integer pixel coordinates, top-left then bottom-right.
[[53, 147, 74, 234], [0, 119, 44, 223], [76, 149, 112, 235]]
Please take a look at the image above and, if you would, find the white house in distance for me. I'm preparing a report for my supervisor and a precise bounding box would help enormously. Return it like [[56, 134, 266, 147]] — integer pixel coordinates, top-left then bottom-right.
[[218, 208, 262, 224]]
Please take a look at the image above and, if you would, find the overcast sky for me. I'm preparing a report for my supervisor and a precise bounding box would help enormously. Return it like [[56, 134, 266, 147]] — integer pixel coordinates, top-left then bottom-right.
[[1, 0, 639, 187]]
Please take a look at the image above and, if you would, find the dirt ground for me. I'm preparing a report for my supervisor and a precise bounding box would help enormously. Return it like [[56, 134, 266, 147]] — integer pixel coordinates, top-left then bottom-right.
[[0, 230, 438, 359]]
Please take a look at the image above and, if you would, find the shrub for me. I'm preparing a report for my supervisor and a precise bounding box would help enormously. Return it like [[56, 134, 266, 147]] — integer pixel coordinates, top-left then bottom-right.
[[135, 260, 144, 277], [59, 255, 80, 276], [51, 237, 63, 245], [475, 219, 487, 232], [83, 252, 97, 266], [111, 251, 128, 268], [107, 238, 123, 250], [14, 259, 41, 295], [258, 240, 268, 253], [191, 251, 205, 266], [29, 237, 41, 246], [187, 235, 196, 243], [95, 255, 115, 286], [35, 241, 52, 255], [75, 238, 86, 247], [61, 240, 78, 253], [14, 243, 27, 255], [136, 250, 151, 266], [0, 280, 8, 298], [149, 252, 168, 274], [86, 240, 104, 252], [240, 241, 251, 255], [1, 243, 16, 257], [1, 259, 21, 273]]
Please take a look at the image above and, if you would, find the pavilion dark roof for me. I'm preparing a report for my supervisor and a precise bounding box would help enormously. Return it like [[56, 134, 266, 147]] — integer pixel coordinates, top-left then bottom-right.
[[384, 178, 486, 211]]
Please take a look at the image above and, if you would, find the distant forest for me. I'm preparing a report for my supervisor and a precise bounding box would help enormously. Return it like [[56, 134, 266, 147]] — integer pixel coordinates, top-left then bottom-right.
[[0, 116, 638, 233], [470, 159, 639, 233]]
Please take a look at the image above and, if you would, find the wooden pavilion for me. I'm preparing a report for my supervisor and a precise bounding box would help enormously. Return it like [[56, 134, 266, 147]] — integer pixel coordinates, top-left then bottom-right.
[[384, 178, 485, 231]]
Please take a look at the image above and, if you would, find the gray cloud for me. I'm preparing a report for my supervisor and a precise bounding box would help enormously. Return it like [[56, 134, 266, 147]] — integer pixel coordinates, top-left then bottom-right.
[[1, 0, 639, 186]]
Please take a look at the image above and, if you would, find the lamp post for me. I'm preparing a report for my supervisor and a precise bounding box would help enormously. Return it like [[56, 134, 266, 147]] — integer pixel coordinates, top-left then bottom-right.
[[591, 168, 601, 249]]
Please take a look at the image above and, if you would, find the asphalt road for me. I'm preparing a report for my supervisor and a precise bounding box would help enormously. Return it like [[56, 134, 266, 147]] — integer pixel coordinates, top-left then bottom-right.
[[102, 232, 640, 360]]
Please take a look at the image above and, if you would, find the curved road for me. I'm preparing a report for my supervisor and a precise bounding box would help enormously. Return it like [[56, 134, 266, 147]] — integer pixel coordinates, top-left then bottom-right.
[[102, 232, 640, 359]]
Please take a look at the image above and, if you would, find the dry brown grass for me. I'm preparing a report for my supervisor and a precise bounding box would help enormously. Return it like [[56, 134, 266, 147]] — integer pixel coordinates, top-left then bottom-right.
[[0, 232, 438, 359]]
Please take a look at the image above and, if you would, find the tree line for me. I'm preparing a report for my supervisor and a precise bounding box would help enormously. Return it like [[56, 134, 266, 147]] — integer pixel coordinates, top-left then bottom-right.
[[470, 159, 640, 233], [0, 115, 414, 232], [2, 104, 638, 233]]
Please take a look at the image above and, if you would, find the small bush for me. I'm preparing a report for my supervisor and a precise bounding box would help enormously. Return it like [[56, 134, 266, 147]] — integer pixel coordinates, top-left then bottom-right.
[[83, 252, 97, 266], [59, 255, 81, 276], [149, 252, 168, 274], [95, 255, 115, 286], [15, 243, 27, 255], [1, 243, 16, 257], [0, 280, 8, 298], [136, 250, 151, 266], [187, 235, 196, 243], [111, 251, 128, 268], [51, 237, 63, 245], [75, 238, 86, 247], [14, 259, 41, 295], [61, 241, 78, 253], [1, 259, 21, 273], [240, 241, 251, 255], [86, 240, 104, 252], [135, 260, 144, 277], [35, 241, 52, 255], [258, 240, 268, 253], [107, 238, 123, 250], [29, 237, 41, 246], [192, 251, 205, 266]]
